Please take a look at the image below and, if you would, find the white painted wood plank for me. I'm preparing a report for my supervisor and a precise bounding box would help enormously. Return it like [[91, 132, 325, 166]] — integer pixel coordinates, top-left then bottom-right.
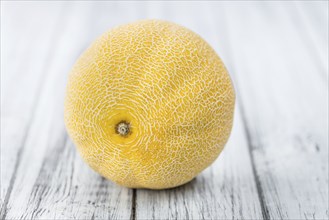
[[1, 1, 64, 214], [207, 2, 328, 219], [2, 2, 132, 219], [295, 1, 328, 79]]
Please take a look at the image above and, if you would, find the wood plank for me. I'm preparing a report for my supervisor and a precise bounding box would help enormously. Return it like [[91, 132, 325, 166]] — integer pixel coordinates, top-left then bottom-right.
[[0, 1, 65, 215], [209, 2, 328, 219], [2, 2, 132, 219], [294, 1, 328, 80]]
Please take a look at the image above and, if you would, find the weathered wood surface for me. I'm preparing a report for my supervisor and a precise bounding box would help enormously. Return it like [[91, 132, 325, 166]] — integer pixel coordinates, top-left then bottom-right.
[[204, 2, 328, 219], [1, 1, 328, 220]]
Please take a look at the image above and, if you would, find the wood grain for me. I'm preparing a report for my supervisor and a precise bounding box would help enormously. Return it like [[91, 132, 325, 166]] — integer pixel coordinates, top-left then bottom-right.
[[1, 1, 328, 219], [1, 2, 65, 217], [1, 2, 132, 219], [206, 2, 328, 219]]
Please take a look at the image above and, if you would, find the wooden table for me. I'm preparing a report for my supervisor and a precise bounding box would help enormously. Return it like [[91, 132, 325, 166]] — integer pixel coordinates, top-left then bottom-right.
[[1, 1, 328, 219]]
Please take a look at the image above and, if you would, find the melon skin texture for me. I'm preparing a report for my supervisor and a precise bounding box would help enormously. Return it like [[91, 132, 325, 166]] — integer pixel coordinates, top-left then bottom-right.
[[64, 20, 235, 189]]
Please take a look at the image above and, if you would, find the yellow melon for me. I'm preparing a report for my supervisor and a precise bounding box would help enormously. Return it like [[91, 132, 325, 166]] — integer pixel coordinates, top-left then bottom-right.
[[64, 20, 235, 189]]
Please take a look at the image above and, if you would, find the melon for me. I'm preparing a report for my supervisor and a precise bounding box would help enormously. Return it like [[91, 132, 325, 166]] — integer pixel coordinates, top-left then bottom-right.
[[64, 20, 235, 189]]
